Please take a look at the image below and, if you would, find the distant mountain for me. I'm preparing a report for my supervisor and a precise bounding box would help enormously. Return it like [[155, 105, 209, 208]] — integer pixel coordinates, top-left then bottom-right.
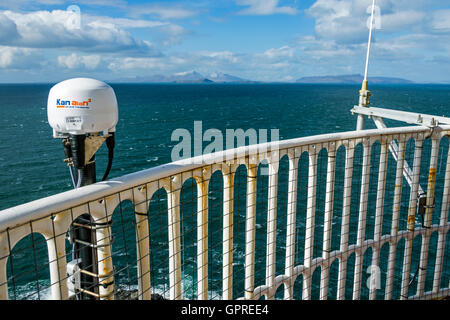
[[207, 72, 252, 83], [296, 74, 414, 84], [171, 71, 210, 83], [112, 71, 253, 83], [113, 72, 413, 84]]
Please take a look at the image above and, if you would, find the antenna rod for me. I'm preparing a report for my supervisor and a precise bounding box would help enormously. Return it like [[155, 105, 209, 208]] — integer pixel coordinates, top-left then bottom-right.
[[357, 0, 376, 130], [364, 0, 376, 82]]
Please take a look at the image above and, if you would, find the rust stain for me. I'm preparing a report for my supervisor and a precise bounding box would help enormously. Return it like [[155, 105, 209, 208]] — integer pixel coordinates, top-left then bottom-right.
[[428, 168, 437, 182]]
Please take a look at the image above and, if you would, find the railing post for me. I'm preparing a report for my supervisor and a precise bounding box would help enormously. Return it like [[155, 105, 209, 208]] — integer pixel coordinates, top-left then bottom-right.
[[266, 157, 279, 299], [433, 142, 450, 294], [47, 231, 69, 300], [353, 141, 371, 299], [197, 168, 210, 300], [284, 151, 298, 300], [93, 217, 114, 300], [337, 141, 355, 300], [133, 186, 151, 300], [0, 233, 7, 300], [400, 138, 423, 299], [166, 175, 182, 300], [416, 137, 440, 297], [303, 147, 317, 300], [244, 164, 257, 300], [320, 144, 336, 300], [385, 139, 406, 299], [370, 139, 388, 300], [89, 197, 117, 301], [222, 164, 235, 300]]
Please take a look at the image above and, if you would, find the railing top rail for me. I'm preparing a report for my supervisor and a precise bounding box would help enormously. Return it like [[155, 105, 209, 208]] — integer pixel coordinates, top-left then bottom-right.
[[0, 125, 443, 232]]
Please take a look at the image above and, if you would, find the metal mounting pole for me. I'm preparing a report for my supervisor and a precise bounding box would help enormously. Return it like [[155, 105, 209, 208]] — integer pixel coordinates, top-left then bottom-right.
[[70, 155, 99, 300]]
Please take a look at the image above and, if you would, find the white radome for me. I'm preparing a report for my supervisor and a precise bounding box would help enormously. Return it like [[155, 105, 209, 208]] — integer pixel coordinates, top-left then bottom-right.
[[47, 78, 118, 137]]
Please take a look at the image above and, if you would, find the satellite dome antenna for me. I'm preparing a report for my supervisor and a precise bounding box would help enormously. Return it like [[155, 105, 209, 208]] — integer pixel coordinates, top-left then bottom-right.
[[47, 78, 118, 299], [356, 0, 377, 130]]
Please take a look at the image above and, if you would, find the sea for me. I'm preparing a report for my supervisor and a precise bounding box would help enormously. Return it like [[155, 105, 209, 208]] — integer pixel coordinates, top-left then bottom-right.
[[0, 83, 449, 300]]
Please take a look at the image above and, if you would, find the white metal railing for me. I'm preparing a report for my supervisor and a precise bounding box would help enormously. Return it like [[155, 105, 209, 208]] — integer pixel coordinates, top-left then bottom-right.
[[0, 125, 449, 300]]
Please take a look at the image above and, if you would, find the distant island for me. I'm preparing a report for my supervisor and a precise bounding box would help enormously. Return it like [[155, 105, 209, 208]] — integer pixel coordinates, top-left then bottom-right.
[[113, 71, 257, 84], [112, 71, 415, 84], [295, 74, 414, 84]]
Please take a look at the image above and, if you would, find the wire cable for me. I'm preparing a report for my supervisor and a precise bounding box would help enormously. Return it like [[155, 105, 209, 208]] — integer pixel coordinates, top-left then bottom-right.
[[69, 166, 76, 188], [76, 168, 83, 188], [102, 133, 115, 181]]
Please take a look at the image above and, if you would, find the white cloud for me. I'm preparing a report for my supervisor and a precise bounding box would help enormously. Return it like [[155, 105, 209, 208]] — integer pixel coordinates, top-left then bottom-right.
[[307, 0, 369, 44], [128, 4, 198, 20], [58, 53, 101, 70], [296, 36, 359, 59], [303, 0, 450, 82], [0, 10, 160, 55], [378, 10, 425, 32], [0, 46, 41, 69], [86, 15, 169, 29], [0, 0, 128, 10], [107, 57, 163, 71], [307, 0, 429, 44], [0, 1, 447, 83], [236, 0, 298, 16], [267, 62, 290, 69], [200, 51, 239, 63], [108, 50, 240, 73], [0, 46, 20, 68], [0, 12, 19, 42], [431, 9, 450, 32], [262, 46, 294, 59], [156, 23, 190, 46], [85, 14, 189, 48]]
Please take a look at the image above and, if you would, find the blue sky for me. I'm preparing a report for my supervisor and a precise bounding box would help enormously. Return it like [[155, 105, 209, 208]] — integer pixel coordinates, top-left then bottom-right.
[[0, 0, 449, 83]]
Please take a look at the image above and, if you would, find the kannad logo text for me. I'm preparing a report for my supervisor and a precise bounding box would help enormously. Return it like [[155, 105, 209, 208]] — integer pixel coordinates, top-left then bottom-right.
[[56, 98, 92, 108]]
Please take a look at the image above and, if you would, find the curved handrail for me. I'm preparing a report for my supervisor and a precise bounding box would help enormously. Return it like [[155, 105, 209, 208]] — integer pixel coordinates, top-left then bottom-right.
[[0, 125, 435, 232]]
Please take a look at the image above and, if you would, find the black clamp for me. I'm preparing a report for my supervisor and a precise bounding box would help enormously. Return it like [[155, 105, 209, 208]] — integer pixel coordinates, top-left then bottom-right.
[[135, 211, 149, 217], [99, 280, 115, 289]]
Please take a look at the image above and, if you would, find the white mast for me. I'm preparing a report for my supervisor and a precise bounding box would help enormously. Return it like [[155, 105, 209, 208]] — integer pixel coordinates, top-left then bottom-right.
[[357, 0, 376, 130], [364, 0, 376, 82]]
